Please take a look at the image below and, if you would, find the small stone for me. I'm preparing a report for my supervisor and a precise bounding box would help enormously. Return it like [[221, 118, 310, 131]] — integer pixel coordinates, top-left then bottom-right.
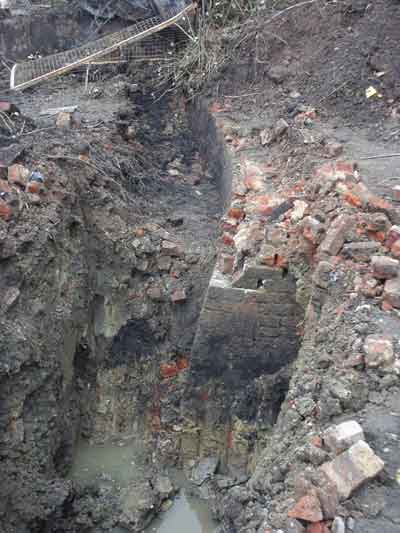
[[347, 517, 355, 530], [161, 240, 183, 257], [383, 277, 400, 308], [363, 335, 394, 368], [287, 519, 306, 533], [259, 244, 277, 267], [3, 287, 20, 310], [323, 421, 365, 454], [325, 141, 344, 158], [331, 517, 345, 533], [371, 255, 399, 279], [268, 65, 290, 83], [147, 286, 164, 301], [170, 288, 186, 303], [392, 185, 400, 202], [291, 200, 308, 223], [288, 491, 323, 523], [320, 441, 384, 500], [313, 261, 333, 289]]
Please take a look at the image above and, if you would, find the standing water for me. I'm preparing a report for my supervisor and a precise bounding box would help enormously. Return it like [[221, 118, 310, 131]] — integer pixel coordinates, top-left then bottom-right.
[[68, 438, 219, 533]]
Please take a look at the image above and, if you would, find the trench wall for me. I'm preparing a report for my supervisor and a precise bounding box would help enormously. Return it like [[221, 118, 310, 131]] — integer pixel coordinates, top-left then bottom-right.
[[184, 101, 304, 475]]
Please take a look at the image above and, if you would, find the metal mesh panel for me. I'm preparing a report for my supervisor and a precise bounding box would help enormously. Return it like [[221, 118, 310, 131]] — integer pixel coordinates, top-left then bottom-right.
[[10, 3, 194, 90]]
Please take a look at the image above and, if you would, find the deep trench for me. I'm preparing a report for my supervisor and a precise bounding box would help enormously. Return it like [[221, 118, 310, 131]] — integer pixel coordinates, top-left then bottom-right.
[[0, 10, 303, 533]]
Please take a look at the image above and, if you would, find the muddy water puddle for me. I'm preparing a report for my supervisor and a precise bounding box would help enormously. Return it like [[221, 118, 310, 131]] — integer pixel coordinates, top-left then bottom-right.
[[68, 438, 218, 532], [147, 488, 219, 533], [67, 436, 148, 489]]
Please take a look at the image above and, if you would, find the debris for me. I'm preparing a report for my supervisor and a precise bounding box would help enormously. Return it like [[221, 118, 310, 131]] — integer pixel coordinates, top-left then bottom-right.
[[40, 106, 78, 116], [365, 86, 382, 99], [383, 277, 400, 308], [320, 440, 384, 500], [288, 491, 323, 523], [320, 214, 350, 255], [323, 421, 365, 454], [290, 200, 308, 223], [371, 255, 399, 279], [56, 111, 72, 129], [0, 197, 11, 221], [170, 288, 186, 303]]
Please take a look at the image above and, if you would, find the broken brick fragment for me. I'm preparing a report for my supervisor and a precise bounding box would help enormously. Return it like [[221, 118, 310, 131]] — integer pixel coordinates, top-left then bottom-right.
[[371, 255, 399, 279], [320, 215, 351, 255], [288, 491, 323, 523], [176, 357, 188, 371], [160, 362, 178, 379], [323, 421, 365, 454], [320, 441, 384, 500]]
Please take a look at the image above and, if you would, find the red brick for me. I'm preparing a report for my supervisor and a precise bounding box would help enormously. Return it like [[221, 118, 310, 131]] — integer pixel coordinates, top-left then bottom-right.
[[26, 181, 41, 194], [259, 244, 276, 267], [364, 335, 394, 368], [276, 254, 288, 268], [335, 160, 356, 176], [176, 357, 188, 370], [367, 230, 386, 243], [288, 491, 323, 523], [228, 206, 245, 220], [303, 217, 324, 245], [320, 215, 351, 255], [160, 362, 178, 379], [315, 162, 335, 180], [343, 191, 363, 208]]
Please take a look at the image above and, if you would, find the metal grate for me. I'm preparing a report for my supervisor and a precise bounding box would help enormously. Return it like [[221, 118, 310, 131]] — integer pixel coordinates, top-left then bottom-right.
[[10, 3, 195, 91]]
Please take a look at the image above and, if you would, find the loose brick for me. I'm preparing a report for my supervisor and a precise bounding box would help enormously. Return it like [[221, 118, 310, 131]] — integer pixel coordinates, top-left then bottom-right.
[[320, 215, 351, 255], [371, 255, 399, 279], [341, 242, 380, 262], [323, 421, 365, 454], [320, 441, 384, 500], [383, 277, 400, 308], [288, 491, 323, 523], [364, 335, 394, 368]]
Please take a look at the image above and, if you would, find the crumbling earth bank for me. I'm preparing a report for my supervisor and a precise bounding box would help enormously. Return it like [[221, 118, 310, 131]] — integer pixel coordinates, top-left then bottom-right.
[[0, 77, 221, 530]]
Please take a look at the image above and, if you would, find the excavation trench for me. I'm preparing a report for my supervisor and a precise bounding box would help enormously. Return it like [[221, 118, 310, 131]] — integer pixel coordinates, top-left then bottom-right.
[[0, 12, 303, 533]]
